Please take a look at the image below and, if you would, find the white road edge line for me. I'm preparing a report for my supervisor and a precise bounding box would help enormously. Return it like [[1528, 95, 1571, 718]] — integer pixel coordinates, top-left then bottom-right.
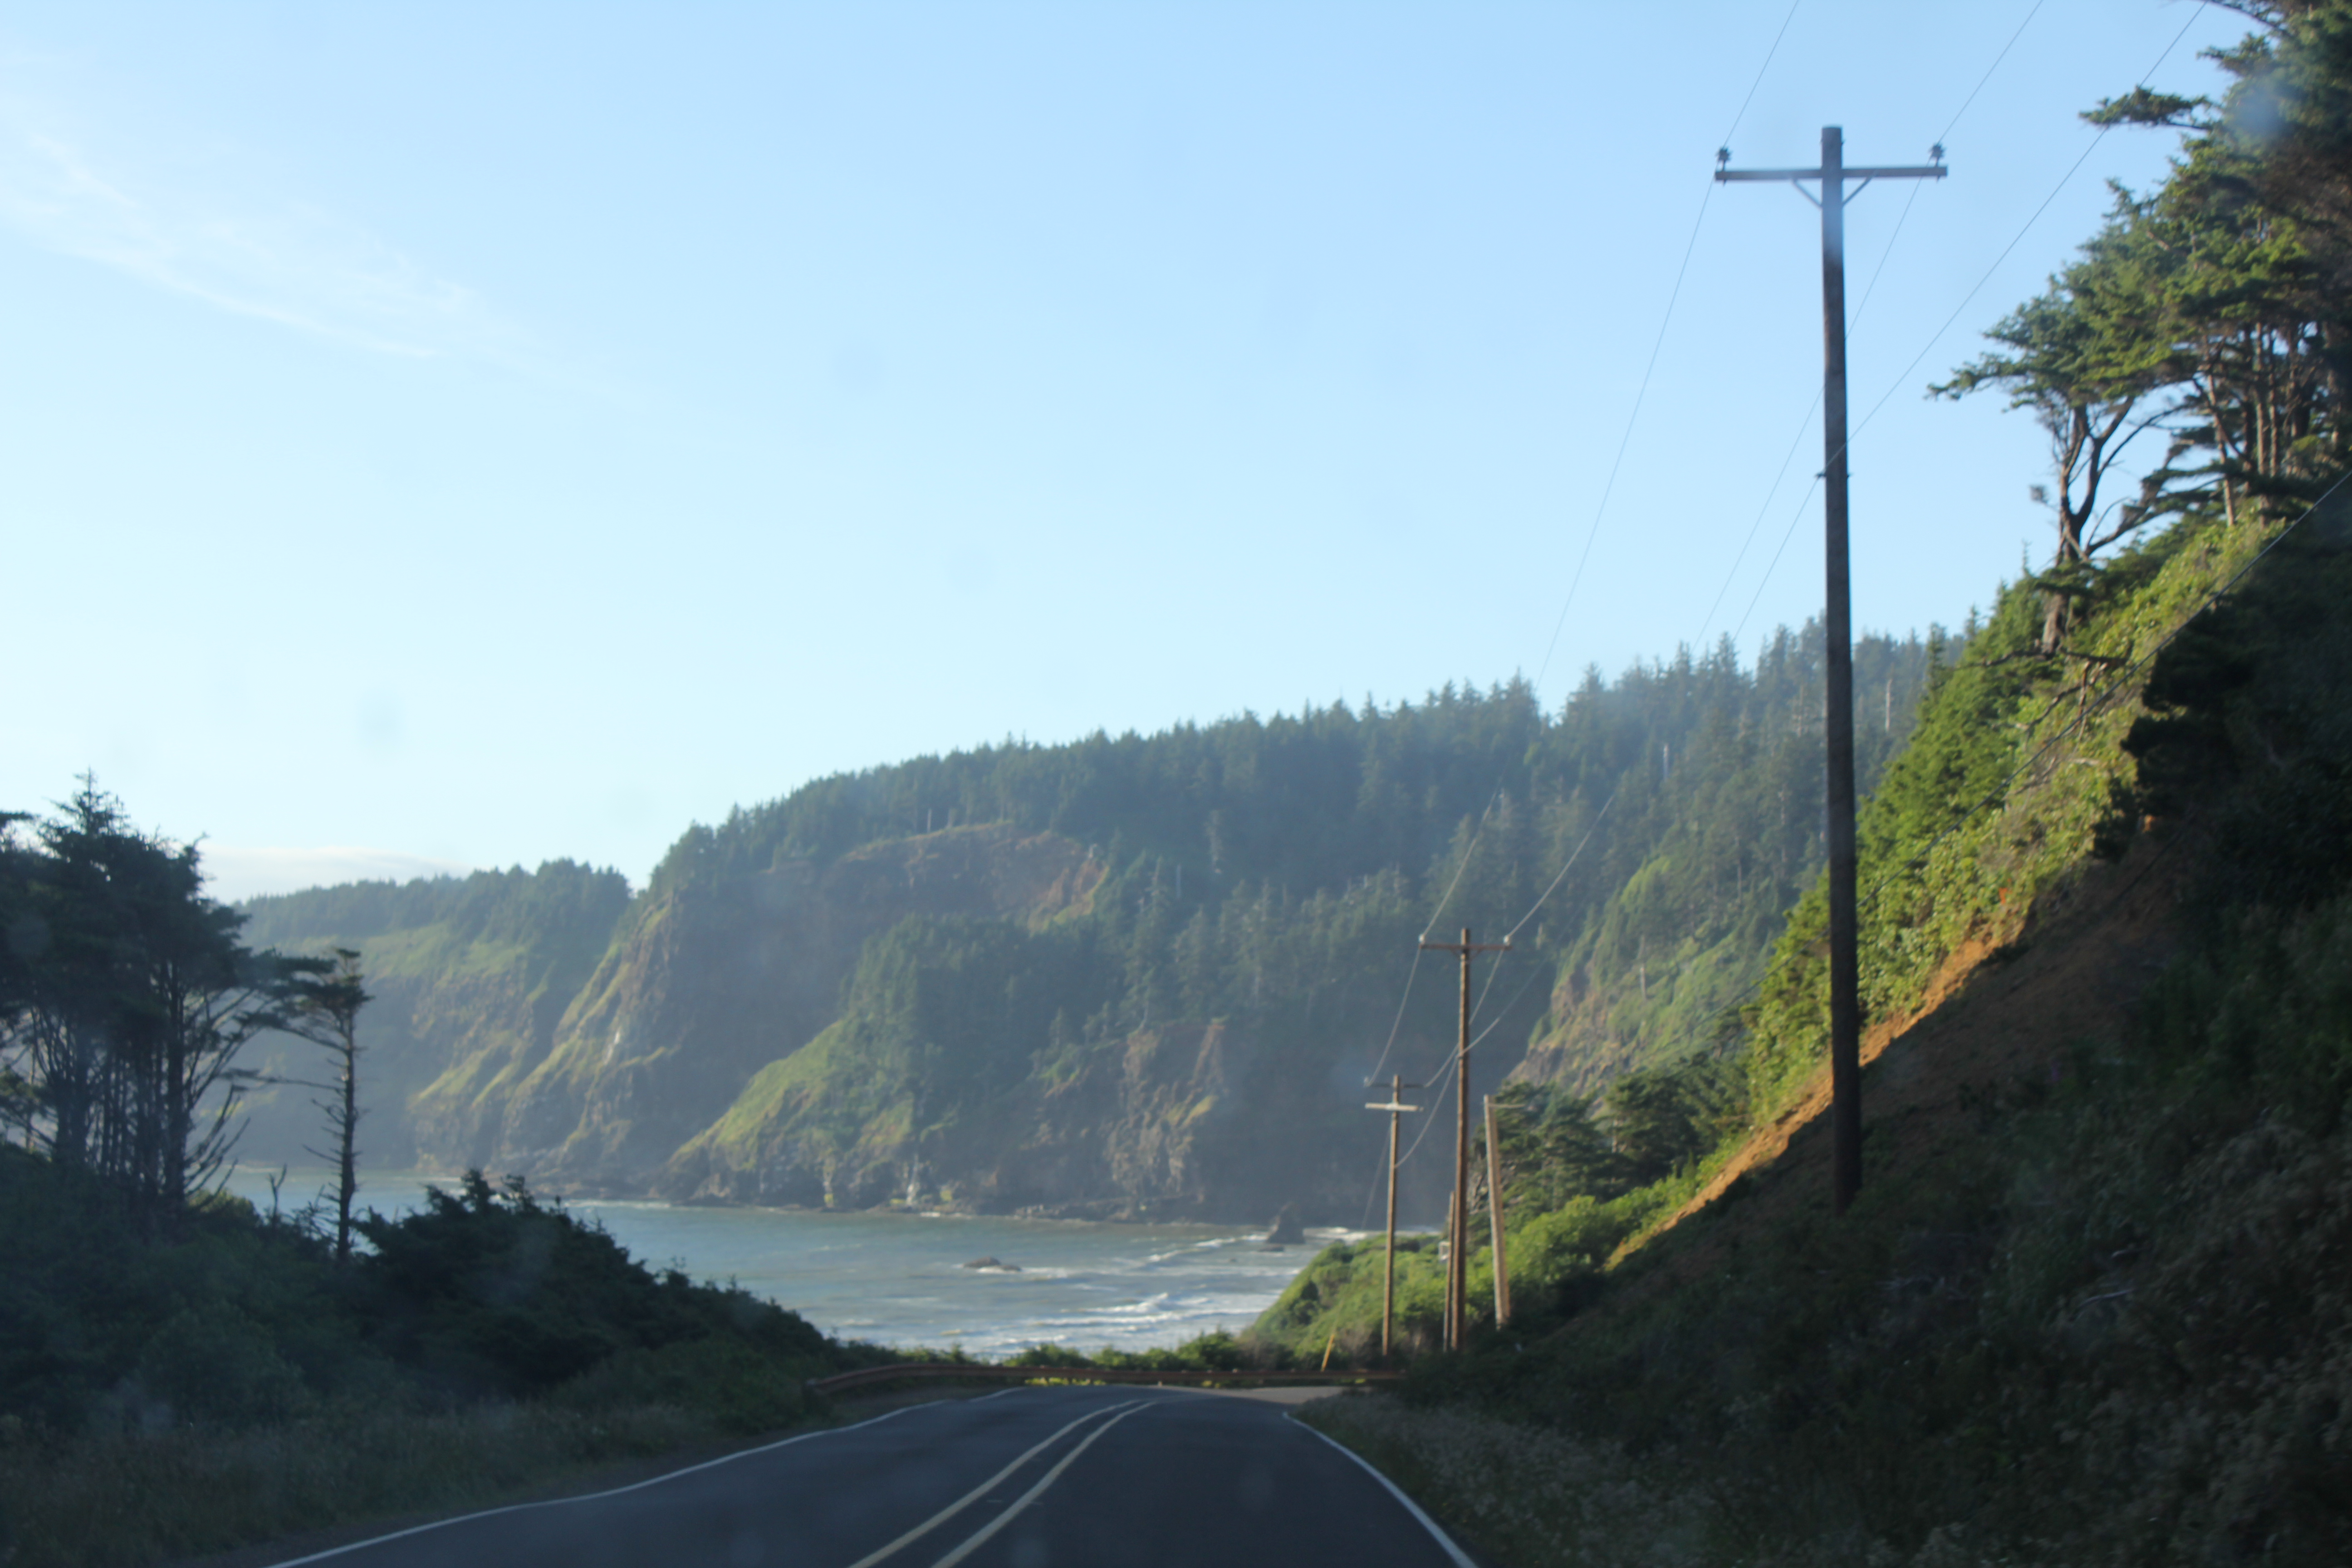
[[842, 1399, 1143, 1568], [928, 1402, 1152, 1568], [257, 1395, 971, 1567], [1287, 1411, 1480, 1568]]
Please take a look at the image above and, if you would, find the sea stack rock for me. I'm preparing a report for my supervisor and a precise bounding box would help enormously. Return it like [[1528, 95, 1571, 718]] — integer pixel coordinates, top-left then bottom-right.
[[1264, 1205, 1305, 1246]]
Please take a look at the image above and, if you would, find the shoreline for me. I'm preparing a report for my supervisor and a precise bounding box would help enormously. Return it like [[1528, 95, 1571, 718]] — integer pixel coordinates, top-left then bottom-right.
[[216, 1168, 1356, 1359]]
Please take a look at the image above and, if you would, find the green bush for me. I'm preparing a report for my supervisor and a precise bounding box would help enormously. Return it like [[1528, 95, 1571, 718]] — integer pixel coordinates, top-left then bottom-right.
[[134, 1302, 311, 1428], [352, 1171, 829, 1401]]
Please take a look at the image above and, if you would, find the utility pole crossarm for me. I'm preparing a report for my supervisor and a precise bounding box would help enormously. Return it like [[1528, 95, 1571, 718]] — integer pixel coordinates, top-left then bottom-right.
[[1715, 165, 1946, 182]]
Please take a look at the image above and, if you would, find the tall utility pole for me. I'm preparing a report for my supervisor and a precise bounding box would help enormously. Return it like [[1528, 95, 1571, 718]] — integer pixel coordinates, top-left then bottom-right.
[[1716, 128, 1945, 1215], [1363, 1074, 1421, 1358], [1418, 927, 1509, 1347]]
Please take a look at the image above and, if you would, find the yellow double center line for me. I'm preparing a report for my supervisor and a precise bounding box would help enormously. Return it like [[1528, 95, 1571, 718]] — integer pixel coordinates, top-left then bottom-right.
[[845, 1399, 1151, 1568]]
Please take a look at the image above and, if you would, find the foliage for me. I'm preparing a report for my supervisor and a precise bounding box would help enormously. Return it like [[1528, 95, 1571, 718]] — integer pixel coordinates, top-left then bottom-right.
[[349, 1171, 831, 1403], [236, 858, 631, 1169], [0, 1145, 899, 1562], [1372, 873, 2352, 1565], [284, 947, 370, 1264], [1295, 16, 2352, 1554], [0, 783, 321, 1235], [0, 1395, 713, 1568], [1287, 25, 2352, 1560], [0, 1150, 863, 1429], [238, 860, 631, 958], [0, 1145, 368, 1436], [654, 629, 1944, 1216]]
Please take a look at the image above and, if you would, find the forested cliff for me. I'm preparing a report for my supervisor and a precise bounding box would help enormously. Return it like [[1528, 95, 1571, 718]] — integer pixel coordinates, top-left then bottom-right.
[[1268, 11, 2352, 1562], [237, 624, 1944, 1220]]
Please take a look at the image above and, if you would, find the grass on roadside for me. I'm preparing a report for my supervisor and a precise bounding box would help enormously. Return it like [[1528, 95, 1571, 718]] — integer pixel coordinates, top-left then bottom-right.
[[0, 1396, 790, 1568]]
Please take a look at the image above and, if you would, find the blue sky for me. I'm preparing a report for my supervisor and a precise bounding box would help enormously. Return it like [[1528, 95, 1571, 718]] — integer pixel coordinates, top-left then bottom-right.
[[1, 2, 2250, 899]]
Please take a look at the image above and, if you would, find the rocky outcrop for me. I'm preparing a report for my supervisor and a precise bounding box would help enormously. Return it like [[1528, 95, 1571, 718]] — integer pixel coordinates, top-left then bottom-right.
[[436, 825, 1104, 1192], [657, 1012, 1393, 1224], [231, 863, 630, 1170], [240, 824, 1478, 1223]]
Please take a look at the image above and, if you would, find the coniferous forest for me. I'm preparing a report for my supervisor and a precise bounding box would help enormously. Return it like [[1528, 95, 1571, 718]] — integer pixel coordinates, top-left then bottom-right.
[[9, 4, 2352, 1565], [216, 625, 1940, 1225]]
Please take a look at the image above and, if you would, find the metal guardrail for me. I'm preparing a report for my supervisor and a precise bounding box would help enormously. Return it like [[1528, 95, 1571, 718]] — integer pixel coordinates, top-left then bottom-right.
[[809, 1362, 1402, 1397]]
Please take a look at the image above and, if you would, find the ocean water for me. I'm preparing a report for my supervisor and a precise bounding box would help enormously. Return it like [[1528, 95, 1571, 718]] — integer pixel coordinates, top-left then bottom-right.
[[220, 1167, 1341, 1357]]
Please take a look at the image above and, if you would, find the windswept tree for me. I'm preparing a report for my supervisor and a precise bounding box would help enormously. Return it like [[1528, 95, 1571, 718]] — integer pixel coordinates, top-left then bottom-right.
[[1934, 206, 2175, 650], [289, 947, 370, 1264], [0, 781, 304, 1234], [1942, 2, 2352, 652]]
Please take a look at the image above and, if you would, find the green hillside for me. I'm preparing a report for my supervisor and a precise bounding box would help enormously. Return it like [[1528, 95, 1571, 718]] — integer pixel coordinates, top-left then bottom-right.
[[230, 629, 1941, 1220], [1282, 9, 2352, 1562], [230, 862, 630, 1169]]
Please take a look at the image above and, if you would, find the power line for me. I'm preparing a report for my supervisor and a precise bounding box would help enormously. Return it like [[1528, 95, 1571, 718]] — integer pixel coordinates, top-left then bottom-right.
[[1723, 0, 1805, 151], [1362, 942, 1427, 1088], [1367, 0, 1798, 1115], [1421, 799, 1498, 941], [1494, 9, 2232, 1138], [1471, 1, 1803, 926], [1463, 946, 1509, 1035], [1697, 415, 1820, 652], [1730, 477, 1823, 651], [1408, 770, 1622, 1087], [1500, 773, 1626, 945], [1531, 181, 1715, 696], [1697, 0, 2052, 658], [1394, 1048, 1459, 1171], [1937, 0, 2047, 149], [1529, 0, 1803, 696], [1839, 4, 2210, 463]]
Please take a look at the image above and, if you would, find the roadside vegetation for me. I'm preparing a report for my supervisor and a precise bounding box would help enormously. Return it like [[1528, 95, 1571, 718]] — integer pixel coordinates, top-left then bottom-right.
[[15, 6, 2352, 1563], [0, 1156, 893, 1566], [1287, 6, 2352, 1562]]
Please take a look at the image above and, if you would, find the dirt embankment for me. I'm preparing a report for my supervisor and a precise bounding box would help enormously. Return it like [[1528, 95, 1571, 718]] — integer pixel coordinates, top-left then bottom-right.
[[1613, 820, 2196, 1297]]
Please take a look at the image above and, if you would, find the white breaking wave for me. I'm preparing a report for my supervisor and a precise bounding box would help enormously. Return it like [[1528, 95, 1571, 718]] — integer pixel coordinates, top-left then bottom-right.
[[219, 1166, 1317, 1356]]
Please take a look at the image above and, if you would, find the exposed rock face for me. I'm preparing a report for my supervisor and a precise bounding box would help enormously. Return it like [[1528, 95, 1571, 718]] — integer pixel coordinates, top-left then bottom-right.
[[657, 1015, 1382, 1224], [438, 825, 1104, 1192], [232, 864, 630, 1171], [239, 823, 1480, 1224]]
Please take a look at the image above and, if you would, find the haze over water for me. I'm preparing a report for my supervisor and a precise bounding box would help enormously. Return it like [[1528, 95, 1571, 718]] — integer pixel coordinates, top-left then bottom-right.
[[224, 1168, 1342, 1356]]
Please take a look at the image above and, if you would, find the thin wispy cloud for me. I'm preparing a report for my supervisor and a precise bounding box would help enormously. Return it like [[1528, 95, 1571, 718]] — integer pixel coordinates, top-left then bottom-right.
[[0, 73, 517, 360]]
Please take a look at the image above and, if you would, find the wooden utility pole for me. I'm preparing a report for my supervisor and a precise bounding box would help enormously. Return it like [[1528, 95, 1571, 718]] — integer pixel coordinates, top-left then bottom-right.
[[1418, 927, 1509, 1347], [1441, 1190, 1458, 1348], [1485, 1094, 1511, 1327], [1363, 1075, 1422, 1359], [1716, 128, 1945, 1215]]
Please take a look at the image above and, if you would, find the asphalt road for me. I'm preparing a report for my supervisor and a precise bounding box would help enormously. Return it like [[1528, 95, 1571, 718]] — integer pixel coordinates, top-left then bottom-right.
[[261, 1386, 1476, 1568]]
